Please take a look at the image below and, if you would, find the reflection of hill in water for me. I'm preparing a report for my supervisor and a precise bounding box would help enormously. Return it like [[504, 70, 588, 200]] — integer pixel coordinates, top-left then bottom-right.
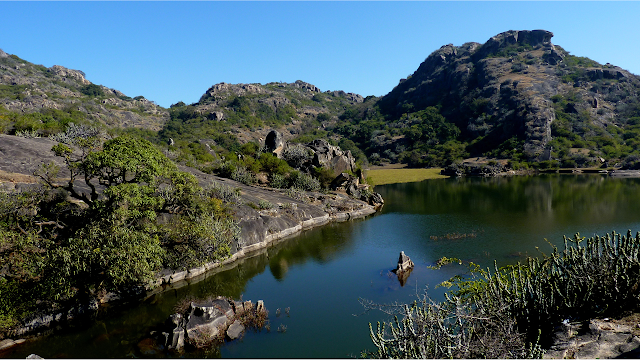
[[378, 175, 640, 229]]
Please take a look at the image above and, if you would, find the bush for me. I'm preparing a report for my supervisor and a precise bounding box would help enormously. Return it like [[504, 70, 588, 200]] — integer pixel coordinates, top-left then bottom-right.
[[269, 173, 288, 189], [259, 152, 290, 175], [205, 182, 241, 204], [48, 122, 102, 145], [288, 171, 320, 191], [231, 166, 255, 185], [283, 144, 312, 169], [80, 84, 104, 97], [162, 215, 238, 270], [313, 166, 336, 189]]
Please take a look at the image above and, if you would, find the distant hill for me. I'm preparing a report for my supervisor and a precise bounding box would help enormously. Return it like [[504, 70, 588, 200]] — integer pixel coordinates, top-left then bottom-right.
[[3, 29, 640, 170], [0, 48, 168, 133], [362, 30, 640, 168], [159, 80, 373, 164]]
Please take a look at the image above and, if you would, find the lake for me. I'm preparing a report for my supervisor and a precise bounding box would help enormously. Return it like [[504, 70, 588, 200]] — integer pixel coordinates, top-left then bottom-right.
[[5, 174, 640, 358]]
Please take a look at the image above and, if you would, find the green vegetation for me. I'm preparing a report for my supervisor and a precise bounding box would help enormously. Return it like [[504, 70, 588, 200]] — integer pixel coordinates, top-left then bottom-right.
[[367, 167, 447, 185], [0, 135, 239, 334], [366, 231, 640, 358], [80, 83, 105, 97]]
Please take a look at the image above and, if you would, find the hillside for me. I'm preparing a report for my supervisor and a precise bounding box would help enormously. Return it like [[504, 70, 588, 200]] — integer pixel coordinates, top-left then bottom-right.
[[0, 49, 168, 133], [159, 80, 372, 165], [365, 30, 640, 168], [3, 29, 640, 171]]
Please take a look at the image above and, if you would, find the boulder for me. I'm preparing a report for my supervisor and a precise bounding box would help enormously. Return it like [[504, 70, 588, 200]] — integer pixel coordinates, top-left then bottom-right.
[[226, 319, 245, 340], [308, 139, 356, 176], [265, 130, 285, 158], [396, 251, 414, 272], [545, 316, 640, 359], [185, 299, 233, 339], [152, 297, 266, 352], [330, 172, 358, 191], [48, 65, 90, 85], [368, 192, 385, 208], [0, 338, 25, 351], [166, 314, 186, 350]]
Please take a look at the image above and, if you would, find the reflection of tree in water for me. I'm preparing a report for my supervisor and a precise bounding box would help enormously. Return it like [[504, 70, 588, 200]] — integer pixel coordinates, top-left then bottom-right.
[[269, 222, 358, 280], [172, 220, 360, 302], [378, 175, 640, 227]]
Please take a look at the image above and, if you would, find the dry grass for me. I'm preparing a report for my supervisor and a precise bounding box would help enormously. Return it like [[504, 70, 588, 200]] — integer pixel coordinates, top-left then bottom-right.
[[366, 167, 448, 185]]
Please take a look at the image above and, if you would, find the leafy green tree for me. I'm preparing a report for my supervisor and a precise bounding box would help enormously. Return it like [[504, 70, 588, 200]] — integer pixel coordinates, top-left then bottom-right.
[[48, 135, 176, 203]]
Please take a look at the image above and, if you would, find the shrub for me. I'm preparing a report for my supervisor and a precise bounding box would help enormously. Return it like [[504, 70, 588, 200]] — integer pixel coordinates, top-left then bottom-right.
[[48, 122, 102, 145], [259, 152, 290, 175], [80, 84, 104, 97], [289, 171, 320, 191], [366, 231, 640, 358], [205, 182, 241, 204], [283, 144, 312, 169], [15, 129, 40, 138], [269, 173, 288, 189], [231, 166, 255, 185], [313, 166, 336, 189], [258, 200, 275, 210], [162, 215, 238, 270]]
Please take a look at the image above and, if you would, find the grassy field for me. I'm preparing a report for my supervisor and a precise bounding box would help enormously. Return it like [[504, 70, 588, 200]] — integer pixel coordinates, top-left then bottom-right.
[[366, 165, 448, 185]]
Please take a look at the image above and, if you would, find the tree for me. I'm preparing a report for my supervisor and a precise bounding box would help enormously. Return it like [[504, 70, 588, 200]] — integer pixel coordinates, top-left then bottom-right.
[[47, 135, 177, 204]]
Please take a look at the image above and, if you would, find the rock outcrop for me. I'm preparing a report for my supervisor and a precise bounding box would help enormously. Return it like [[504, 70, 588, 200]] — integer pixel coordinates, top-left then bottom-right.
[[48, 65, 90, 85], [545, 315, 640, 359], [393, 251, 415, 287], [307, 139, 356, 176], [143, 297, 267, 353], [265, 129, 285, 158], [396, 251, 415, 272]]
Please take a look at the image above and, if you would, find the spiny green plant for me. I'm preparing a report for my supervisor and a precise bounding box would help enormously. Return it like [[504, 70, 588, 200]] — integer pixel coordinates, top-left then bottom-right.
[[366, 230, 640, 358]]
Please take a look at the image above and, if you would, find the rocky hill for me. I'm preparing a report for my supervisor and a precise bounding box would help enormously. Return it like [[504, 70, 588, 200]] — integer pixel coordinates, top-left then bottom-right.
[[367, 30, 640, 167], [0, 48, 168, 132], [4, 29, 640, 170], [160, 80, 372, 163]]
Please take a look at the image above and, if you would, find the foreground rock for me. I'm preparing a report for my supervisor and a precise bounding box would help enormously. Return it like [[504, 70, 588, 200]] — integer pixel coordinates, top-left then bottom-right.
[[545, 315, 640, 359], [142, 297, 267, 353]]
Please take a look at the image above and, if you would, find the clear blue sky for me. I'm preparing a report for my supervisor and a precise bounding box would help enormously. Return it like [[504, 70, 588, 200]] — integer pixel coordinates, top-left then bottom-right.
[[2, 2, 639, 108]]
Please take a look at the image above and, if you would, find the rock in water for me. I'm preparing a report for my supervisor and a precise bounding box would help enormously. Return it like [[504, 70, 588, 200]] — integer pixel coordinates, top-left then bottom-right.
[[397, 251, 414, 272], [226, 320, 245, 340]]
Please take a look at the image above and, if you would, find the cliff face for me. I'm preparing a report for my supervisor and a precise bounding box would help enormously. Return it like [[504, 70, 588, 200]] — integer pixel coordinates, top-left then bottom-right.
[[377, 30, 640, 161], [0, 50, 168, 131]]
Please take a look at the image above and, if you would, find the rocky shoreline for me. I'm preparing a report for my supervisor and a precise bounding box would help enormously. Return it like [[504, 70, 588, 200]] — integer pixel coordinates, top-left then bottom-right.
[[0, 172, 379, 350], [0, 134, 382, 349]]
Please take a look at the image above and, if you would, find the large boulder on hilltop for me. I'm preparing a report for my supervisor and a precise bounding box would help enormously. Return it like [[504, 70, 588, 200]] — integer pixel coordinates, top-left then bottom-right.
[[293, 80, 321, 92], [476, 30, 554, 57], [48, 65, 90, 85], [307, 139, 356, 176]]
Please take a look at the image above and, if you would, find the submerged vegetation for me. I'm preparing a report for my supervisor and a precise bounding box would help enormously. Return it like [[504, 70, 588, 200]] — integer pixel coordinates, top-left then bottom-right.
[[366, 231, 640, 358]]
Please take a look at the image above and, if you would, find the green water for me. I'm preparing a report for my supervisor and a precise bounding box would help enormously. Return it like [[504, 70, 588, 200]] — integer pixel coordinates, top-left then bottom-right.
[[5, 174, 640, 358]]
